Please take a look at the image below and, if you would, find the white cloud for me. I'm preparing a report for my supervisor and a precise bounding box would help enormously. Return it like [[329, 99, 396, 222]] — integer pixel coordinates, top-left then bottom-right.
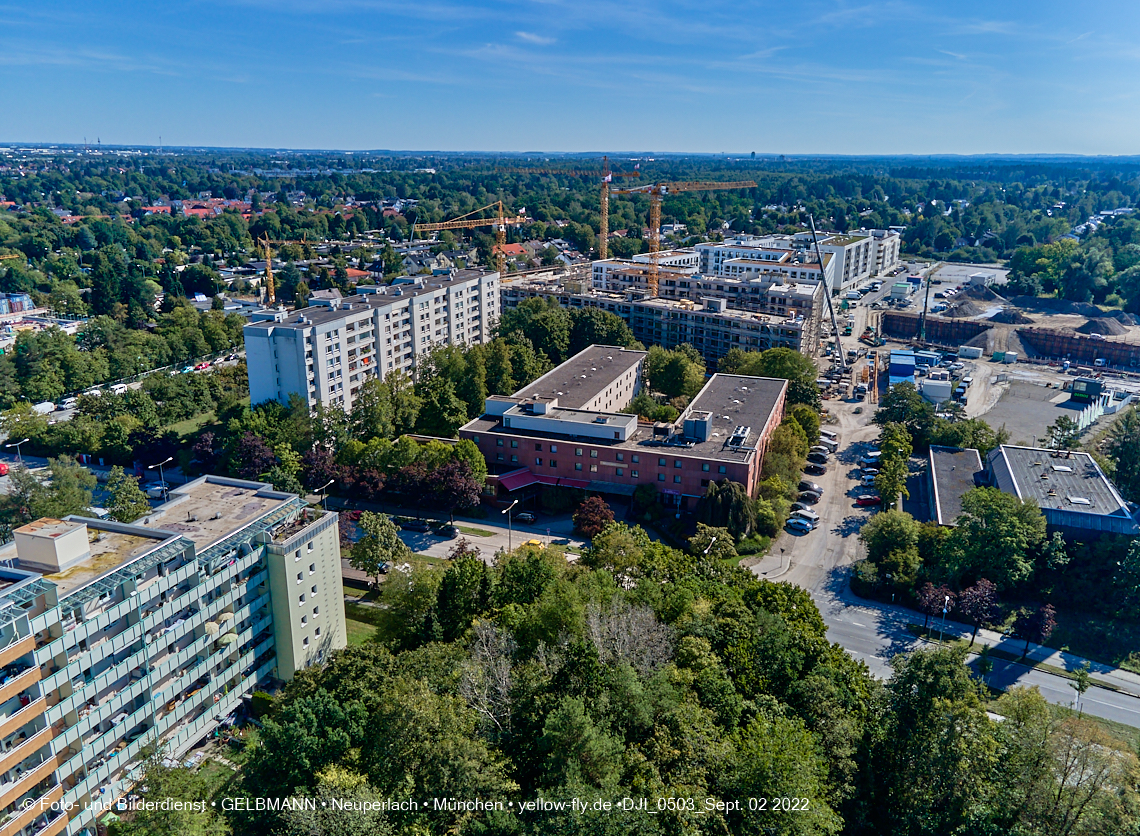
[[515, 30, 555, 45]]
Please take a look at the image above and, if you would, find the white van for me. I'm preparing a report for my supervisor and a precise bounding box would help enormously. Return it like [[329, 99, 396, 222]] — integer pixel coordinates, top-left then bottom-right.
[[817, 438, 839, 453], [845, 291, 862, 300], [819, 429, 838, 442]]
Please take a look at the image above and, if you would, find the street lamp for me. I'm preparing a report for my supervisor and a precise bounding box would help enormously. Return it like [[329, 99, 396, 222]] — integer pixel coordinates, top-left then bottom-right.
[[148, 456, 173, 500], [937, 595, 950, 644], [501, 499, 519, 553], [316, 479, 334, 511], [703, 536, 718, 556], [4, 438, 29, 464]]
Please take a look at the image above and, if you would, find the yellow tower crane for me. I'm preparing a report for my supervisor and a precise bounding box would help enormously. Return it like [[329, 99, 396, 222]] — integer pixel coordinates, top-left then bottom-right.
[[411, 200, 527, 275], [258, 236, 276, 305], [610, 180, 757, 296], [501, 157, 640, 258]]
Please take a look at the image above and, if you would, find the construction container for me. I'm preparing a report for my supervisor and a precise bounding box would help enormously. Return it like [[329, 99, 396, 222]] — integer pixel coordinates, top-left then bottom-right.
[[992, 351, 1006, 363], [958, 345, 983, 359], [1003, 352, 1018, 364]]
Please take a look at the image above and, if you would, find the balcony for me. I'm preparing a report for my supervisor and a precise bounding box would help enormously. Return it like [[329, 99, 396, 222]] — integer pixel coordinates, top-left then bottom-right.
[[0, 784, 63, 836], [0, 701, 45, 747], [0, 727, 52, 777], [0, 640, 33, 673], [0, 755, 58, 811], [0, 671, 39, 713]]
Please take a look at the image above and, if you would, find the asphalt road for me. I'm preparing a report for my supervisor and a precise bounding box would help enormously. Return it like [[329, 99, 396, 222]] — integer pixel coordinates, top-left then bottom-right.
[[750, 393, 1140, 729]]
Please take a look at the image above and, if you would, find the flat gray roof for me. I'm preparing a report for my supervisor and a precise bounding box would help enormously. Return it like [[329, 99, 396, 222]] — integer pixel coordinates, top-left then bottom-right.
[[991, 445, 1131, 518], [511, 345, 646, 409], [467, 373, 786, 464], [929, 445, 984, 525]]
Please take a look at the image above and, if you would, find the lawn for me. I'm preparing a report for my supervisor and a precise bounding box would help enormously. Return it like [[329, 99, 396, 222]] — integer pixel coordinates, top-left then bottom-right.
[[988, 697, 1139, 738], [1045, 612, 1140, 675], [165, 411, 216, 439], [345, 616, 380, 646], [457, 525, 495, 538]]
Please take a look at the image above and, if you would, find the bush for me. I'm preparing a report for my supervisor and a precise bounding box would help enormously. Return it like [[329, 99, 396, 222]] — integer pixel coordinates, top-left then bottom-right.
[[250, 691, 275, 719], [736, 536, 771, 556]]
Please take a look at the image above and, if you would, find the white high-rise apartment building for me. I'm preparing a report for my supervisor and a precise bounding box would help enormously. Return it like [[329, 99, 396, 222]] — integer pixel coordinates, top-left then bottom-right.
[[244, 269, 499, 411]]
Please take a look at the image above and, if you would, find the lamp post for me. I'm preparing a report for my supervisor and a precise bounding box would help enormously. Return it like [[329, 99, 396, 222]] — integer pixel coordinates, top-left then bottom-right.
[[501, 499, 519, 553], [937, 595, 950, 644], [703, 536, 718, 556], [317, 479, 334, 511], [148, 456, 173, 500], [4, 438, 29, 464]]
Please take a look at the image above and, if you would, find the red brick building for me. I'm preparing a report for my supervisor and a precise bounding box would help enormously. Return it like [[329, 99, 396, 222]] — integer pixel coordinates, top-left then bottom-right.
[[459, 344, 787, 510]]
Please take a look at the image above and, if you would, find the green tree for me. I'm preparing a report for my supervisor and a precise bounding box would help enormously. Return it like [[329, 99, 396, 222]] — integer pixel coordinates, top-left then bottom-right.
[[645, 344, 705, 400], [788, 403, 821, 444], [874, 422, 913, 507], [414, 375, 467, 438], [434, 553, 492, 641], [694, 479, 755, 541], [725, 346, 820, 408], [278, 765, 393, 836], [109, 754, 230, 836], [860, 509, 921, 587], [1045, 415, 1080, 449], [567, 308, 642, 355], [104, 466, 151, 523], [874, 381, 936, 446], [350, 512, 412, 586], [946, 487, 1047, 588], [1104, 405, 1140, 501], [7, 457, 95, 522]]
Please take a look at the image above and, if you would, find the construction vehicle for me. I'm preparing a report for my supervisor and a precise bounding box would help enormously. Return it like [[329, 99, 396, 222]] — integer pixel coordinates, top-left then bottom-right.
[[501, 157, 640, 259], [411, 200, 527, 275], [609, 180, 757, 296]]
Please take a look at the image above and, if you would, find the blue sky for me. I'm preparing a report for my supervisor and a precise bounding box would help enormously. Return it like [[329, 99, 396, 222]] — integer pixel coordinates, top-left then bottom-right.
[[2, 1, 1139, 154]]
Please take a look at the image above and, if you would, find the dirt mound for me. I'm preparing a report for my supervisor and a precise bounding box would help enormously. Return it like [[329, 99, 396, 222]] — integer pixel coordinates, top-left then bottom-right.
[[1105, 310, 1139, 326], [963, 331, 991, 349], [944, 300, 987, 318], [963, 284, 1007, 303], [1008, 296, 1102, 316], [1077, 317, 1128, 336], [1005, 329, 1036, 359], [987, 308, 1033, 325]]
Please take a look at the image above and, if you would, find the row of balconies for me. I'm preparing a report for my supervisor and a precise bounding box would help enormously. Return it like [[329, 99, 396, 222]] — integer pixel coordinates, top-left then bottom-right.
[[0, 780, 64, 836]]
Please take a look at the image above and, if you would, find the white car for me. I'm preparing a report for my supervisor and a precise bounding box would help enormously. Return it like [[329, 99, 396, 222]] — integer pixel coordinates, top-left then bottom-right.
[[145, 482, 170, 499], [791, 508, 820, 525]]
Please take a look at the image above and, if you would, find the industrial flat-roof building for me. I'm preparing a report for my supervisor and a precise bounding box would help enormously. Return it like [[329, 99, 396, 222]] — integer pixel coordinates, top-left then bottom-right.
[[986, 445, 1139, 537], [928, 446, 985, 525], [460, 345, 787, 509], [0, 477, 346, 836]]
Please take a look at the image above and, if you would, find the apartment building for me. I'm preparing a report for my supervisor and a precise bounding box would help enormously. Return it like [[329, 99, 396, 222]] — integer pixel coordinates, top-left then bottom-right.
[[460, 346, 787, 508], [244, 269, 499, 411], [0, 477, 346, 836], [591, 250, 700, 291], [695, 230, 901, 291], [501, 277, 823, 365]]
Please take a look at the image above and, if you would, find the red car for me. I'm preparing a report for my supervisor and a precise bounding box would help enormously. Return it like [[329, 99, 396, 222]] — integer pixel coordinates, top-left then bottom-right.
[[0, 462, 8, 477], [855, 494, 882, 507], [194, 362, 211, 371]]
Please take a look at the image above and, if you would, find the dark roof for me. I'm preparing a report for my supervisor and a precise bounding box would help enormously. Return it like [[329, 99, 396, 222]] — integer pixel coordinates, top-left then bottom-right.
[[511, 345, 646, 409], [929, 445, 984, 525], [989, 445, 1131, 518]]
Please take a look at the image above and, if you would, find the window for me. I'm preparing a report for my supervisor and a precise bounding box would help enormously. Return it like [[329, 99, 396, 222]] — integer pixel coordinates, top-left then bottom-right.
[[632, 455, 639, 463], [550, 459, 557, 468], [674, 460, 682, 468], [614, 431, 620, 439], [658, 473, 665, 482], [496, 453, 503, 461], [590, 450, 598, 458], [511, 455, 518, 463], [576, 448, 583, 456], [496, 439, 504, 446], [631, 470, 638, 478], [718, 465, 727, 474], [311, 585, 317, 595], [309, 563, 316, 574], [701, 479, 710, 487], [535, 443, 542, 451], [472, 435, 479, 443], [702, 463, 710, 472], [616, 453, 624, 462], [299, 594, 306, 604], [294, 550, 300, 561], [575, 463, 583, 471], [315, 627, 321, 637], [511, 440, 518, 448], [303, 637, 309, 647], [296, 572, 303, 583], [535, 457, 543, 466], [616, 468, 624, 477], [590, 464, 598, 473], [550, 444, 558, 453], [313, 606, 319, 615], [307, 542, 313, 553], [674, 475, 682, 484], [301, 616, 308, 626]]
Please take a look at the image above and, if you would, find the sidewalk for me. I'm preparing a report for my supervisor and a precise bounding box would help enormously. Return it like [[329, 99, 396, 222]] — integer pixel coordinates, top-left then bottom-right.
[[837, 583, 1140, 699]]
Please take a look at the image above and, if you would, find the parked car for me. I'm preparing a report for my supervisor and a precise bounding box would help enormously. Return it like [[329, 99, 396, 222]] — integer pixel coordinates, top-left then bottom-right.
[[790, 501, 814, 514], [807, 452, 829, 465], [805, 464, 827, 476], [194, 362, 211, 371], [145, 482, 169, 499], [786, 517, 815, 533], [0, 463, 8, 477], [791, 507, 820, 524], [437, 524, 460, 539], [860, 475, 877, 486], [401, 519, 430, 532], [856, 495, 882, 506], [798, 490, 822, 504], [515, 511, 536, 524], [861, 467, 880, 476], [798, 480, 823, 494]]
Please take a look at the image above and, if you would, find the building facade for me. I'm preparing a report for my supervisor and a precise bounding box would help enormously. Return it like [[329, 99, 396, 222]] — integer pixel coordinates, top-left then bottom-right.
[[0, 477, 346, 836], [244, 269, 499, 411], [459, 346, 788, 508]]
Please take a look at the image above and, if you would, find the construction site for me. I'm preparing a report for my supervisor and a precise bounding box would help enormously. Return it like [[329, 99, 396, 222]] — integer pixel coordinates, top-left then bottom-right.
[[876, 283, 1140, 368]]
